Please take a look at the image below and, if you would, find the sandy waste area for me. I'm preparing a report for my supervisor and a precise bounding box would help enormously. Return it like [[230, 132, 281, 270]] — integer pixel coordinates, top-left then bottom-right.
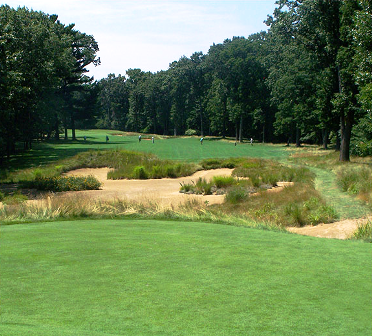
[[2, 167, 368, 240]]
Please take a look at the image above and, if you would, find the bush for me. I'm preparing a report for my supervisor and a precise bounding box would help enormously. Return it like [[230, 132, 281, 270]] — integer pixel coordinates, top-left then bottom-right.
[[0, 191, 4, 201], [284, 202, 307, 227], [164, 165, 176, 178], [307, 205, 338, 226], [185, 129, 198, 136], [351, 221, 372, 242], [213, 175, 236, 189], [201, 159, 224, 170], [201, 158, 243, 170], [351, 140, 372, 157], [151, 165, 163, 179], [179, 181, 194, 193], [225, 186, 248, 204], [133, 166, 148, 179], [22, 175, 101, 192], [336, 166, 372, 196], [1, 192, 28, 205], [195, 178, 213, 195]]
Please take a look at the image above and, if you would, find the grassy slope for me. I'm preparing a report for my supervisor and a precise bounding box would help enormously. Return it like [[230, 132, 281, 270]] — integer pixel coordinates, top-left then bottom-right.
[[312, 166, 371, 219], [1, 219, 371, 336]]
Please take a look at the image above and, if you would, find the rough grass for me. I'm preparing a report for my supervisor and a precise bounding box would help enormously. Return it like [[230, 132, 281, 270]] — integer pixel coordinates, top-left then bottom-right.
[[219, 183, 338, 227], [0, 193, 273, 229], [0, 157, 338, 228], [20, 175, 101, 192], [336, 165, 372, 204], [350, 221, 372, 242], [2, 149, 200, 187]]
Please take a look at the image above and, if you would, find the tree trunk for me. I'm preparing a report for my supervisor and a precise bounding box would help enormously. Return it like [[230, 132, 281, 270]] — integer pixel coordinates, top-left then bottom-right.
[[239, 115, 243, 143], [54, 114, 60, 140], [339, 113, 352, 161], [71, 111, 76, 141], [335, 134, 341, 151], [222, 99, 227, 139], [296, 127, 301, 147], [322, 129, 328, 150], [64, 114, 68, 140]]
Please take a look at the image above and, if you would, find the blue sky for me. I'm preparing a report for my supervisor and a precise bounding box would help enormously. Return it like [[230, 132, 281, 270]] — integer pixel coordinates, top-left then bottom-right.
[[3, 0, 278, 80]]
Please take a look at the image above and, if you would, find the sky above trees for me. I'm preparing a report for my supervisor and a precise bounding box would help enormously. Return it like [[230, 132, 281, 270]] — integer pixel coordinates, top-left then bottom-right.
[[4, 0, 277, 79]]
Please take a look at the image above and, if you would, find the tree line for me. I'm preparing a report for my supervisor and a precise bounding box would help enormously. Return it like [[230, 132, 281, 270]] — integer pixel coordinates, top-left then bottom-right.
[[0, 5, 99, 163], [1, 1, 371, 164]]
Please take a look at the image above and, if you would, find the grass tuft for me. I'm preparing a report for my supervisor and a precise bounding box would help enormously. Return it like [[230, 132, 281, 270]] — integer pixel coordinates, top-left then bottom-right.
[[351, 221, 372, 242]]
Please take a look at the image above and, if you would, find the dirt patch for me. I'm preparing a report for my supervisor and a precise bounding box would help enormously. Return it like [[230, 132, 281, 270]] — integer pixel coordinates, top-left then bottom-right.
[[287, 217, 371, 240]]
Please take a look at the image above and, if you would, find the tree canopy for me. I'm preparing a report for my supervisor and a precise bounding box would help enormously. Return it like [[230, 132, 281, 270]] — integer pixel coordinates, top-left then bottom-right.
[[1, 1, 371, 163]]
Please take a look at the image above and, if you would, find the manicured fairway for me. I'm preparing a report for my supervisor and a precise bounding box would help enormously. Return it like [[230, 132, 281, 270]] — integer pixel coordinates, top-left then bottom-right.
[[10, 130, 289, 170], [1, 219, 371, 335]]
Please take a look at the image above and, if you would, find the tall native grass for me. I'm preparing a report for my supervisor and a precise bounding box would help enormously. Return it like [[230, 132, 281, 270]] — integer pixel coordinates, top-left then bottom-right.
[[1, 158, 338, 229], [222, 182, 337, 227], [0, 194, 280, 231], [180, 175, 238, 195], [336, 165, 372, 204], [2, 149, 200, 193], [21, 175, 101, 192], [1, 149, 200, 183], [350, 221, 372, 242]]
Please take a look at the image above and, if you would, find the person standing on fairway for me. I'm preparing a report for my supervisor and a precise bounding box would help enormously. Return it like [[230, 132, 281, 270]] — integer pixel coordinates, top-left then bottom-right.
[[250, 138, 253, 145], [139, 135, 141, 142], [200, 137, 204, 145]]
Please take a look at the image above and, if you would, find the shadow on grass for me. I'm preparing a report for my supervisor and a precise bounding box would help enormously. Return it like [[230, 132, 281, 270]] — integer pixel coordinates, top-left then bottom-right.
[[1, 139, 132, 172]]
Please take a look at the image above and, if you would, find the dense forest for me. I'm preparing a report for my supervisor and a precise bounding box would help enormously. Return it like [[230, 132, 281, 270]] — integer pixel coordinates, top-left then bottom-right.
[[1, 0, 371, 164]]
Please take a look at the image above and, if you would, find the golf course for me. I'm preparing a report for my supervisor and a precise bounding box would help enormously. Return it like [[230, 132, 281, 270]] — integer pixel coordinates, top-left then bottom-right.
[[1, 130, 371, 335]]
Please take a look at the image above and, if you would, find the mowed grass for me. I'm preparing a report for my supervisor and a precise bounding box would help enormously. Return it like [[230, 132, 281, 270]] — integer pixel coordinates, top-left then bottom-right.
[[4, 130, 289, 172], [1, 220, 371, 336]]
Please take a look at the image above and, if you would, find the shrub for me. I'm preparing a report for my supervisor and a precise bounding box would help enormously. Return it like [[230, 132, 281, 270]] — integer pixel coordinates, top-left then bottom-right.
[[1, 192, 28, 205], [133, 166, 148, 179], [213, 175, 236, 189], [307, 205, 338, 226], [0, 191, 4, 201], [22, 175, 101, 192], [225, 186, 248, 204], [201, 158, 224, 170], [351, 221, 372, 242], [164, 165, 176, 178], [249, 173, 261, 188], [179, 181, 194, 193], [151, 165, 163, 179], [284, 202, 307, 227], [194, 177, 213, 195], [336, 166, 372, 196], [351, 140, 372, 157], [185, 129, 198, 136]]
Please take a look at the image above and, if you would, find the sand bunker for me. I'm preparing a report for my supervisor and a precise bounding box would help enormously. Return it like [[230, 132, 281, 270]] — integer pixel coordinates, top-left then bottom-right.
[[64, 168, 233, 206], [11, 167, 365, 239]]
